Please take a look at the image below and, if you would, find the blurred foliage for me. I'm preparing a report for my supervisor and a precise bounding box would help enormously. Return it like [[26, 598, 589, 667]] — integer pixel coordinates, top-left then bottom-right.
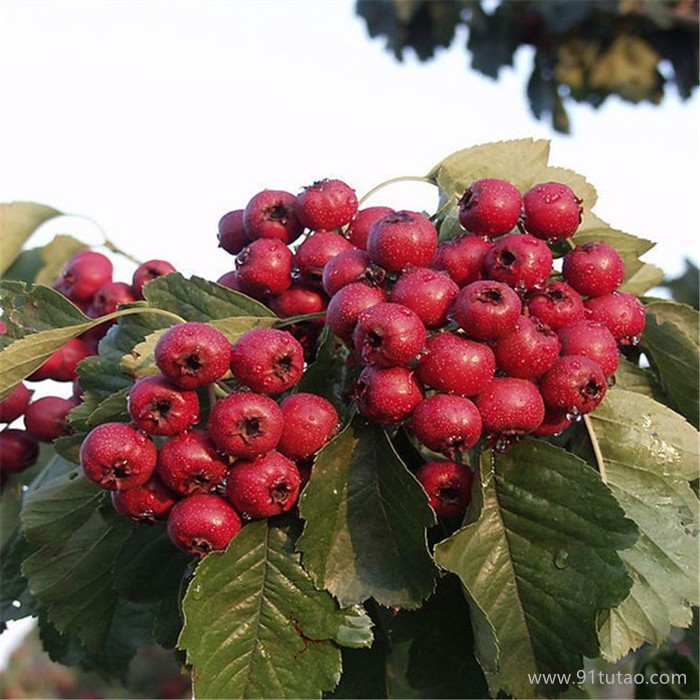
[[662, 259, 699, 309], [0, 626, 190, 699], [355, 0, 699, 133]]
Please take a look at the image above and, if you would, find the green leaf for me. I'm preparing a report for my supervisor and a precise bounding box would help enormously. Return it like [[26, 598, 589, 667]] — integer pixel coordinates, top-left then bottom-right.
[[34, 235, 88, 286], [0, 202, 62, 276], [619, 262, 665, 296], [427, 138, 551, 197], [143, 273, 275, 321], [21, 471, 132, 649], [178, 521, 373, 699], [582, 389, 699, 661], [642, 300, 699, 429], [2, 247, 45, 283], [614, 357, 666, 403], [296, 420, 437, 609], [434, 441, 637, 698]]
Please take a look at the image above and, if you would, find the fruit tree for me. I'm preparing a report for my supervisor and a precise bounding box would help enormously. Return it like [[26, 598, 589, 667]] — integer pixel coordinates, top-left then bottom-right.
[[0, 139, 698, 699]]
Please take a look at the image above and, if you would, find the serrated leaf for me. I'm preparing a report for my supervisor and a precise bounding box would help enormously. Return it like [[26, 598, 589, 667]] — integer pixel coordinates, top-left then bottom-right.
[[582, 389, 699, 661], [297, 420, 437, 608], [434, 441, 637, 698], [614, 357, 666, 403], [143, 273, 275, 321], [121, 316, 277, 377], [21, 471, 132, 649], [178, 521, 373, 699], [0, 202, 62, 276], [427, 138, 551, 197], [619, 262, 665, 296], [642, 300, 699, 429]]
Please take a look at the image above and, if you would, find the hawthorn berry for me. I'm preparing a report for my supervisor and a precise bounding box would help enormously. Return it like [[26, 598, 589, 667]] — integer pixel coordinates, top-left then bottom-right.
[[243, 189, 303, 244], [483, 233, 553, 290], [24, 396, 76, 442], [453, 280, 522, 340], [132, 259, 177, 298], [0, 428, 40, 475], [295, 231, 355, 288], [217, 209, 250, 255], [346, 206, 395, 249], [355, 365, 423, 424], [522, 181, 582, 241], [296, 178, 358, 231], [352, 302, 427, 367], [584, 292, 646, 343], [127, 375, 200, 436], [167, 494, 242, 556], [111, 476, 177, 522], [389, 267, 459, 329], [430, 234, 491, 288], [367, 211, 438, 273], [415, 460, 473, 518], [562, 242, 625, 297], [230, 328, 304, 394], [80, 422, 157, 490], [268, 284, 328, 319], [53, 250, 113, 304], [217, 269, 245, 292], [525, 281, 585, 331], [28, 337, 93, 382], [540, 355, 607, 415], [235, 238, 294, 299], [458, 178, 522, 237], [410, 394, 482, 456], [155, 322, 232, 389], [0, 383, 32, 424], [276, 393, 339, 461], [87, 281, 137, 317], [227, 450, 302, 519], [157, 429, 230, 495], [558, 319, 619, 377], [415, 332, 495, 397], [492, 316, 561, 379], [322, 248, 379, 297], [208, 392, 284, 459], [326, 282, 387, 344]]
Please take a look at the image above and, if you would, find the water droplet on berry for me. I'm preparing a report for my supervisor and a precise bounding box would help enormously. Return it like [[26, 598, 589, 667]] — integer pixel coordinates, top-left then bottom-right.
[[494, 437, 510, 453], [629, 334, 641, 346], [565, 407, 582, 422], [553, 549, 569, 570], [544, 192, 561, 204], [514, 280, 528, 295], [606, 374, 617, 388]]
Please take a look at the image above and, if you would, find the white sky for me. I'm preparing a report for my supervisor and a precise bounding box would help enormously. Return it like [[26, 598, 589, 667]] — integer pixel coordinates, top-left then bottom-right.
[[0, 0, 698, 667]]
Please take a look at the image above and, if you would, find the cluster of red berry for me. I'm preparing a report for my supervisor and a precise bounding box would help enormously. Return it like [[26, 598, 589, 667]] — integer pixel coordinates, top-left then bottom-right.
[[79, 323, 339, 556], [0, 252, 177, 481], [215, 176, 645, 518]]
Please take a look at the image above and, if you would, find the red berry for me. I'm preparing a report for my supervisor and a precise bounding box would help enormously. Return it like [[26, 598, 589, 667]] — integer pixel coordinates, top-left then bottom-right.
[[155, 322, 232, 389], [346, 206, 394, 249], [87, 281, 137, 318], [453, 280, 522, 340], [367, 211, 438, 273], [353, 302, 427, 368], [217, 209, 250, 255], [167, 494, 242, 556], [389, 267, 459, 329], [540, 355, 607, 415], [522, 181, 582, 241], [217, 269, 245, 292], [326, 282, 387, 344], [0, 428, 40, 475], [410, 394, 482, 456], [230, 328, 304, 394], [533, 408, 572, 437], [157, 429, 230, 495], [276, 393, 339, 461], [132, 259, 177, 298], [268, 284, 328, 319], [24, 396, 76, 442], [415, 332, 495, 396], [80, 422, 157, 490], [525, 281, 585, 331], [111, 476, 177, 522], [355, 365, 423, 424], [484, 233, 553, 290], [295, 231, 355, 288], [492, 316, 561, 379], [54, 250, 113, 304], [322, 249, 380, 297], [296, 178, 358, 231], [458, 178, 522, 237], [415, 460, 473, 518], [474, 378, 545, 439], [208, 392, 284, 459], [127, 375, 200, 436], [558, 319, 619, 377], [431, 234, 490, 288], [0, 383, 32, 424], [243, 189, 303, 244], [28, 337, 93, 382], [562, 242, 625, 297], [236, 238, 293, 299], [584, 292, 646, 344], [227, 450, 302, 518]]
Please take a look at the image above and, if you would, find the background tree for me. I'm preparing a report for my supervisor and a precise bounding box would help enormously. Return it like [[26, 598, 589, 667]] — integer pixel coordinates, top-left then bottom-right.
[[356, 0, 699, 133]]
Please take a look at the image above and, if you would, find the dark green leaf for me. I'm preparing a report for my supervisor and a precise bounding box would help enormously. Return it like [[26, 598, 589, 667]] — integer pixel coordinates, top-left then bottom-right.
[[297, 419, 437, 608], [614, 357, 666, 403], [178, 521, 373, 699], [642, 300, 699, 429], [662, 259, 699, 309], [2, 247, 44, 283], [328, 644, 388, 699], [581, 389, 699, 662], [434, 441, 637, 697]]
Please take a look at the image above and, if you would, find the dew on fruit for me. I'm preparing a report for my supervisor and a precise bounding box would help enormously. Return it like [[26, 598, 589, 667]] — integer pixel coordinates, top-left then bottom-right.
[[629, 334, 641, 346], [565, 407, 582, 422], [553, 549, 569, 570], [494, 436, 510, 453], [544, 192, 561, 204], [606, 374, 616, 388]]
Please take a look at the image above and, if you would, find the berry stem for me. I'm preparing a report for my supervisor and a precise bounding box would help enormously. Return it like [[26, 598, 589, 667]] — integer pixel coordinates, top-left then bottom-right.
[[582, 414, 608, 482], [274, 311, 326, 328], [358, 176, 437, 207], [429, 196, 457, 222], [103, 237, 143, 265]]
